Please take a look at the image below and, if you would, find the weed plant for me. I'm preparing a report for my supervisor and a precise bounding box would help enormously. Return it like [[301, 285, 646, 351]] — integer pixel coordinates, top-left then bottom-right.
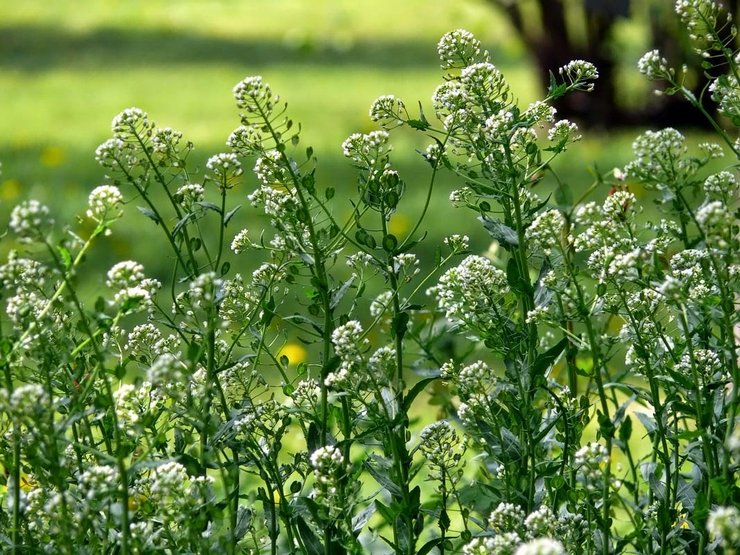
[[0, 2, 738, 554]]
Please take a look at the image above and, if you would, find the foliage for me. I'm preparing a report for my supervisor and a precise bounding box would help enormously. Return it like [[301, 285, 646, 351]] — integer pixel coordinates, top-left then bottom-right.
[[0, 2, 738, 554]]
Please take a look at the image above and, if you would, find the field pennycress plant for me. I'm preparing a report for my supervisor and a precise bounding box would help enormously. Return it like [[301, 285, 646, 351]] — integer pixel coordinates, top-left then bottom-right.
[[1, 2, 738, 554]]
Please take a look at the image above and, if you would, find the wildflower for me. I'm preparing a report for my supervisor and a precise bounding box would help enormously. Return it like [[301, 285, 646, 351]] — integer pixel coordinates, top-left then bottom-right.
[[370, 290, 393, 318], [9, 200, 53, 243], [558, 60, 599, 91], [151, 127, 183, 155], [309, 446, 347, 518], [525, 100, 557, 125], [227, 124, 263, 155], [341, 130, 390, 166], [461, 62, 510, 106], [290, 378, 320, 409], [95, 137, 126, 168], [637, 50, 672, 80], [524, 506, 558, 539], [463, 533, 522, 555], [575, 442, 609, 491], [547, 120, 581, 146], [703, 170, 738, 198], [369, 95, 407, 129], [207, 152, 243, 188], [437, 29, 484, 70], [444, 234, 470, 252], [146, 353, 186, 399], [428, 254, 510, 332], [233, 76, 278, 115], [86, 185, 123, 223], [419, 420, 464, 471], [175, 183, 205, 207], [331, 320, 367, 365], [526, 209, 565, 256], [112, 107, 153, 140], [514, 538, 564, 555], [231, 229, 250, 254], [706, 506, 740, 551], [489, 502, 526, 536]]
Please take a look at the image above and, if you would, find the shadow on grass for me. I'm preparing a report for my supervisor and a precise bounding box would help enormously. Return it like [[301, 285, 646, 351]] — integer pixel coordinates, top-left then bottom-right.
[[0, 24, 526, 72]]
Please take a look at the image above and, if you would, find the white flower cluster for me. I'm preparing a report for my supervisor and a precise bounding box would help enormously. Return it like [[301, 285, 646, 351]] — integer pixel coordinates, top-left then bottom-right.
[[309, 445, 346, 516], [326, 320, 368, 388], [112, 107, 153, 140], [526, 209, 565, 256], [207, 152, 243, 187], [444, 234, 470, 252], [107, 260, 159, 310], [704, 170, 738, 198], [558, 60, 599, 92], [95, 137, 127, 168], [624, 128, 687, 185], [437, 29, 485, 70], [547, 120, 580, 146], [637, 49, 672, 81], [710, 75, 740, 122], [146, 353, 186, 399], [575, 442, 609, 491], [175, 182, 205, 207], [9, 200, 53, 243], [227, 124, 263, 156], [86, 184, 123, 223], [151, 127, 183, 156], [428, 254, 510, 333], [289, 378, 321, 410], [233, 75, 278, 115], [418, 420, 464, 471], [461, 62, 510, 106], [341, 130, 390, 167], [369, 95, 407, 129], [706, 505, 740, 550], [515, 538, 564, 555]]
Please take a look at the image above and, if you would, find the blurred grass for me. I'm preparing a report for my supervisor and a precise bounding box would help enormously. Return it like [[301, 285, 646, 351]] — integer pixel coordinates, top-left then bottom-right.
[[0, 0, 697, 287]]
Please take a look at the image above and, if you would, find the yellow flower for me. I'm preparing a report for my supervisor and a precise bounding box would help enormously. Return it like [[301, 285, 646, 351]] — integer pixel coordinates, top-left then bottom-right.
[[278, 343, 307, 365], [1, 179, 21, 201], [388, 213, 410, 237], [40, 146, 65, 168]]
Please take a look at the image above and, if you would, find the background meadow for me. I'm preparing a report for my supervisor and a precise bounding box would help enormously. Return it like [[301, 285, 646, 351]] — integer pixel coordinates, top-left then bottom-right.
[[1, 0, 655, 283]]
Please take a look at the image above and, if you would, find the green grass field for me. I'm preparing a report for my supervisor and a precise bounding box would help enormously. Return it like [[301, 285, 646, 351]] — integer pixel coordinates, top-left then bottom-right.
[[0, 0, 678, 283]]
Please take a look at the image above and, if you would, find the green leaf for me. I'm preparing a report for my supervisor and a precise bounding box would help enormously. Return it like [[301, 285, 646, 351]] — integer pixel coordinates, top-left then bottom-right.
[[223, 205, 241, 227], [137, 206, 160, 225], [325, 187, 335, 200], [417, 538, 444, 555], [391, 311, 409, 340], [365, 456, 402, 497], [330, 275, 355, 310], [619, 415, 633, 442], [479, 215, 519, 249], [506, 257, 529, 294], [531, 337, 568, 378], [296, 516, 324, 555], [402, 375, 439, 414], [220, 261, 231, 276], [57, 244, 72, 270]]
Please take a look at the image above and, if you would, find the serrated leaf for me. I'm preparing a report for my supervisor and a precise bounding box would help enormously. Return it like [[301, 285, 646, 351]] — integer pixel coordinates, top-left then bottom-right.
[[57, 245, 72, 270]]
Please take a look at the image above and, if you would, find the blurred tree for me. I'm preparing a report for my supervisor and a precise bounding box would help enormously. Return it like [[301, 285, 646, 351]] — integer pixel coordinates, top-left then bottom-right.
[[485, 0, 738, 128]]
